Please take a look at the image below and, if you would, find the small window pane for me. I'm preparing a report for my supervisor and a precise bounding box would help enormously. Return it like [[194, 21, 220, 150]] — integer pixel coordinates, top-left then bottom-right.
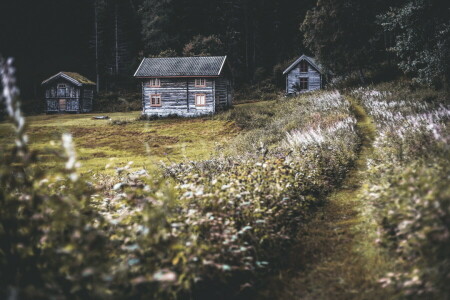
[[149, 78, 160, 87], [299, 78, 308, 90], [195, 79, 206, 87], [150, 94, 161, 106], [300, 61, 308, 72], [196, 94, 206, 106]]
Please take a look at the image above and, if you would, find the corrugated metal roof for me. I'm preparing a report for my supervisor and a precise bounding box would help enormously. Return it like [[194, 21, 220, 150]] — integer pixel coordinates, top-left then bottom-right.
[[42, 72, 96, 86], [134, 56, 227, 77], [283, 54, 323, 75]]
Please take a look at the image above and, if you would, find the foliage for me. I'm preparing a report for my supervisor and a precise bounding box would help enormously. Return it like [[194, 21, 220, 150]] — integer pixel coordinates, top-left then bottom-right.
[[139, 0, 179, 56], [378, 0, 450, 87], [353, 85, 450, 298], [0, 57, 113, 299], [138, 0, 316, 83], [300, 0, 388, 81], [183, 35, 224, 57], [153, 49, 179, 57], [1, 57, 361, 298], [234, 80, 279, 102], [94, 91, 142, 112], [161, 90, 359, 294]]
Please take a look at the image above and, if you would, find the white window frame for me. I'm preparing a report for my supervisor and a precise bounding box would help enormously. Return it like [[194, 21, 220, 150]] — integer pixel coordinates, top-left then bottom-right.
[[195, 78, 206, 87], [150, 94, 162, 107], [148, 78, 161, 87], [195, 94, 206, 106]]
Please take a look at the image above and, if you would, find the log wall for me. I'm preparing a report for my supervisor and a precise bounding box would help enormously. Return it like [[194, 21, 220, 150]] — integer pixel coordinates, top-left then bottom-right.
[[142, 78, 216, 117]]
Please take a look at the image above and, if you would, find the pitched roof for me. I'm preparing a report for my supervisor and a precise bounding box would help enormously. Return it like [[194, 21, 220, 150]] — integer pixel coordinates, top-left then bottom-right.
[[42, 72, 96, 86], [283, 54, 323, 75], [134, 56, 227, 77]]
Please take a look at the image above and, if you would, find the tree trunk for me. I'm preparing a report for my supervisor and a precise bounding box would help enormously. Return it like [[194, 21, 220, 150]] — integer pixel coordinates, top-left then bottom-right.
[[94, 1, 100, 92], [115, 2, 119, 76]]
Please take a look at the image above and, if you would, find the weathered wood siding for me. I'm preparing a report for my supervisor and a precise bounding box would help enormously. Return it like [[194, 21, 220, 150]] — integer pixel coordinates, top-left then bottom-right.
[[286, 61, 321, 94], [43, 79, 94, 113], [46, 99, 59, 112], [215, 77, 232, 110], [142, 78, 215, 117], [44, 80, 79, 99]]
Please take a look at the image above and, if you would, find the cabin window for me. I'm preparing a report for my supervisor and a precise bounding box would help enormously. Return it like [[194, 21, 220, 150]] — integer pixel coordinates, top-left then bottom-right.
[[299, 60, 308, 72], [57, 84, 67, 97], [195, 94, 206, 106], [150, 94, 161, 107], [195, 78, 206, 87], [148, 78, 160, 87], [299, 78, 309, 90]]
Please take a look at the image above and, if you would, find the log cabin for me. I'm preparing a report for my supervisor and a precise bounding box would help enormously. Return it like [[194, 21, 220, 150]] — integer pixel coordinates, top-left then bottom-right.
[[283, 54, 323, 95], [41, 72, 96, 113], [134, 56, 233, 117]]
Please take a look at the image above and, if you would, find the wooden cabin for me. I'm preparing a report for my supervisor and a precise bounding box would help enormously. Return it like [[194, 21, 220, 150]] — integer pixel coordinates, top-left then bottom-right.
[[134, 56, 233, 117], [41, 72, 96, 113], [283, 54, 323, 95]]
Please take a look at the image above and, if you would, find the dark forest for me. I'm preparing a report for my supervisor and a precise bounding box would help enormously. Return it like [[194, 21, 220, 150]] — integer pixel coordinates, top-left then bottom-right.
[[1, 0, 449, 102]]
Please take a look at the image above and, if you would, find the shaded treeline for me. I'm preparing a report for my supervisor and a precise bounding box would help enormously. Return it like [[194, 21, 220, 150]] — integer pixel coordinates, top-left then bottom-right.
[[0, 0, 448, 102], [0, 0, 315, 100]]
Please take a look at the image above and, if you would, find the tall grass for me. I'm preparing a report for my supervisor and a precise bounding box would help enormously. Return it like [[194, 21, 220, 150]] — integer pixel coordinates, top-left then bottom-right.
[[1, 56, 361, 299], [353, 85, 450, 299]]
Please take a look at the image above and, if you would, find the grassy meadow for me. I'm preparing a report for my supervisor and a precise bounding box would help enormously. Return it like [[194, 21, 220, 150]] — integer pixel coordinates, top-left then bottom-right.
[[1, 83, 449, 299], [0, 111, 239, 174]]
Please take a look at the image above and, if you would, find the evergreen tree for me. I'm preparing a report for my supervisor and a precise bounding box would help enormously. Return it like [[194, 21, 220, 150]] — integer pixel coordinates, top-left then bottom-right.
[[379, 0, 450, 87], [139, 0, 179, 55], [301, 0, 386, 82]]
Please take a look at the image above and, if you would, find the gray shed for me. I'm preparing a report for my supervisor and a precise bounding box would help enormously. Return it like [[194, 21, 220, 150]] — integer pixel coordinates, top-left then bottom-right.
[[134, 56, 233, 117], [283, 54, 323, 94]]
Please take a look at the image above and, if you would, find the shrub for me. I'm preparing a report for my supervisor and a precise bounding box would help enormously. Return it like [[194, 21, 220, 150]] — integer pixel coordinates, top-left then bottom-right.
[[94, 91, 141, 112], [353, 85, 450, 299]]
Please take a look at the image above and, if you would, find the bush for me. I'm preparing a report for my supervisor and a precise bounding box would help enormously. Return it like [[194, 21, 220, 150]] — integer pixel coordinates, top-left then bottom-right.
[[183, 35, 224, 57], [94, 91, 141, 112]]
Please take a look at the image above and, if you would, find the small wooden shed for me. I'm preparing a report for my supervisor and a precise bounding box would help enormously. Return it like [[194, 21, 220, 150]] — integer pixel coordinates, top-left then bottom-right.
[[134, 56, 233, 117], [283, 54, 323, 95], [41, 72, 96, 113]]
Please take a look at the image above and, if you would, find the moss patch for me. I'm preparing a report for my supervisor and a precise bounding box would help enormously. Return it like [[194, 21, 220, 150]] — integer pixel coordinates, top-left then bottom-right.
[[0, 111, 238, 175]]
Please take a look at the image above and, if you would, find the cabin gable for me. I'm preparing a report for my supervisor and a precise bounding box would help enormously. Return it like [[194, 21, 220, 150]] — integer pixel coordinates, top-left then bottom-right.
[[283, 55, 323, 94]]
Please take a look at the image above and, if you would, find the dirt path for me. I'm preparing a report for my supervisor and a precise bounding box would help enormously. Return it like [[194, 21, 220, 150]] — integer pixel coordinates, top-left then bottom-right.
[[258, 97, 394, 299]]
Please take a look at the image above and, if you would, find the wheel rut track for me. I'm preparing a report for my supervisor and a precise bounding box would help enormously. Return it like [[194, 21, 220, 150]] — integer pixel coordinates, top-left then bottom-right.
[[257, 96, 394, 300]]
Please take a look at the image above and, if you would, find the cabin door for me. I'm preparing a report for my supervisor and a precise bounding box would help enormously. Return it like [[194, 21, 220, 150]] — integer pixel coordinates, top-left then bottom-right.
[[59, 99, 66, 112]]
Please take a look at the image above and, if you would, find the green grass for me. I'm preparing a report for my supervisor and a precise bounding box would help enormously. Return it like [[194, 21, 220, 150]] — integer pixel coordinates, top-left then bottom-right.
[[0, 111, 238, 175], [257, 96, 397, 300]]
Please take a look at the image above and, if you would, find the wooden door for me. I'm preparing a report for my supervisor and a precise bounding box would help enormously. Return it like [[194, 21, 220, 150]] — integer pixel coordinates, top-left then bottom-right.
[[59, 99, 66, 111]]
